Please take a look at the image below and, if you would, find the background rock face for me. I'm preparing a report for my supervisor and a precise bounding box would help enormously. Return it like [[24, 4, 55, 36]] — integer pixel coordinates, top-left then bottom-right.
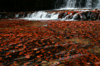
[[0, 0, 62, 12], [0, 0, 99, 12]]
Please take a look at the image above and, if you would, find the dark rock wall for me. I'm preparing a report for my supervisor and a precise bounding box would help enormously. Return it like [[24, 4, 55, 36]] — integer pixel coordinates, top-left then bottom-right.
[[0, 0, 58, 12]]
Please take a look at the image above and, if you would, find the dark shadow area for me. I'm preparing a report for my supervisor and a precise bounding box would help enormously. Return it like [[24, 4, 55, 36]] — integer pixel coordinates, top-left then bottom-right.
[[0, 0, 59, 12]]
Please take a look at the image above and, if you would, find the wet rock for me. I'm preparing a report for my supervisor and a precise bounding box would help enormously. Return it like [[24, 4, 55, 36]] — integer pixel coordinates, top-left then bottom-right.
[[58, 12, 67, 19], [0, 15, 2, 19], [74, 14, 81, 20], [90, 12, 98, 20], [73, 11, 100, 21]]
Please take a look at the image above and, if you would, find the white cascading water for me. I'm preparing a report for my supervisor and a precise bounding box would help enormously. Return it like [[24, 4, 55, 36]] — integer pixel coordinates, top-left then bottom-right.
[[86, 0, 92, 8], [97, 0, 100, 8], [66, 0, 76, 8], [15, 14, 19, 18], [61, 0, 100, 9], [24, 11, 59, 20], [23, 0, 100, 20], [26, 13, 31, 17]]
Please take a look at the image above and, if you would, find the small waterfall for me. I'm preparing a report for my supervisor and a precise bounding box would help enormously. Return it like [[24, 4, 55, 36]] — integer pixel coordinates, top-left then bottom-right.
[[24, 11, 59, 20], [30, 11, 48, 18]]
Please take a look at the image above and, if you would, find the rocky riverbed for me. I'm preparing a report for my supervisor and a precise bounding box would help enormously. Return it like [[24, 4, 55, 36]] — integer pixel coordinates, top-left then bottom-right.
[[0, 19, 100, 66]]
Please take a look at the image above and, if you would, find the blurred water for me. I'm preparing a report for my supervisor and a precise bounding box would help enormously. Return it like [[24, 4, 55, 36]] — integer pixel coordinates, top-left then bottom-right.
[[59, 0, 100, 9]]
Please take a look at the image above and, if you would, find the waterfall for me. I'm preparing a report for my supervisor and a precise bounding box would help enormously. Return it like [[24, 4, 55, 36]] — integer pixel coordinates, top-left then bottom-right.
[[86, 0, 92, 8], [97, 0, 100, 8], [59, 0, 100, 9], [66, 0, 76, 8], [23, 11, 59, 20], [21, 0, 100, 21]]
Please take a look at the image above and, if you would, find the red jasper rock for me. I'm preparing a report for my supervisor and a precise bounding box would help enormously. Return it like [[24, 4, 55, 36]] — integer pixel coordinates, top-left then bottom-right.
[[25, 55, 30, 59], [0, 19, 100, 66]]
